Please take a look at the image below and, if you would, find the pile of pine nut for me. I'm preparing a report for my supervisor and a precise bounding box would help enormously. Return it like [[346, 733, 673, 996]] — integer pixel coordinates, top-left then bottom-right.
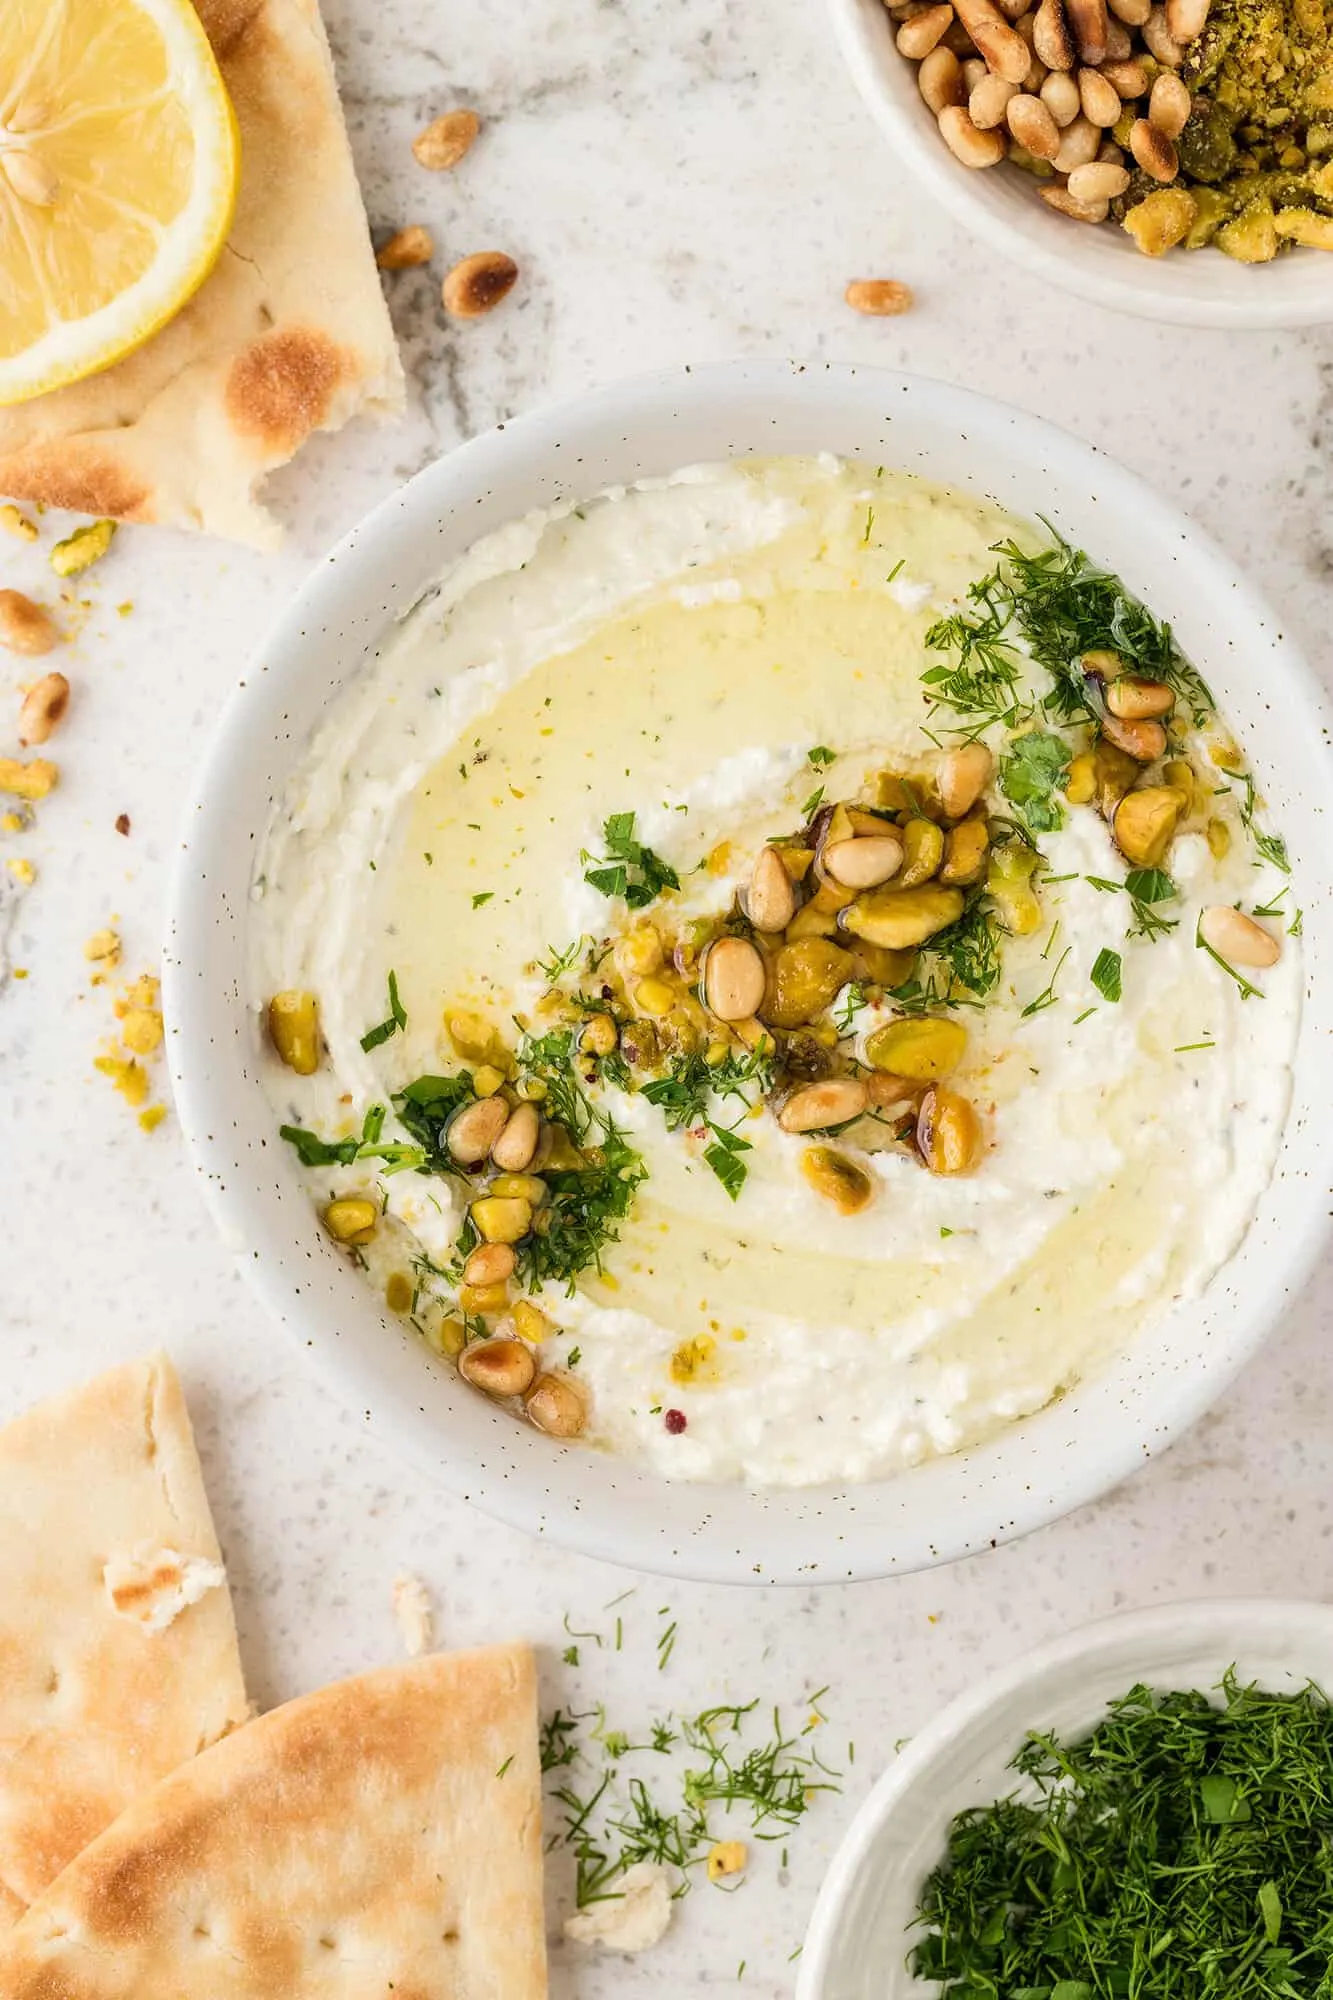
[[888, 0, 1209, 249]]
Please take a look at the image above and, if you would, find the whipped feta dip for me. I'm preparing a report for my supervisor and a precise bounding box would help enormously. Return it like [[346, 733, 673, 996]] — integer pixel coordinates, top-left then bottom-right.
[[251, 455, 1301, 1489]]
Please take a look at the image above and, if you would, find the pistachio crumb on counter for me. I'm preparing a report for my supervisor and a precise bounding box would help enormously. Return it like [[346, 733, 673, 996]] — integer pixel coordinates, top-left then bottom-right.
[[94, 963, 168, 1130], [50, 518, 116, 578], [0, 504, 37, 541]]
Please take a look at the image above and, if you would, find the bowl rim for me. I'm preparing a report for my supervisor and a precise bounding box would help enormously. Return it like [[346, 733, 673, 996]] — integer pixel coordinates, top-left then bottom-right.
[[824, 0, 1333, 329], [796, 1595, 1333, 1998], [164, 357, 1333, 1585]]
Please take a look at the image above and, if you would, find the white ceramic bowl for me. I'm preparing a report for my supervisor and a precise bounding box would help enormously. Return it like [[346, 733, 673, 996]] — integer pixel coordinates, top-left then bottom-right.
[[827, 0, 1333, 327], [165, 359, 1333, 1585], [798, 1596, 1333, 1997]]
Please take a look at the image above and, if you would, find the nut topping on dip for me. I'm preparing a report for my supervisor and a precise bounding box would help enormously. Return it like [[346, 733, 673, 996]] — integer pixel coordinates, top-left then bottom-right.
[[252, 457, 1299, 1487]]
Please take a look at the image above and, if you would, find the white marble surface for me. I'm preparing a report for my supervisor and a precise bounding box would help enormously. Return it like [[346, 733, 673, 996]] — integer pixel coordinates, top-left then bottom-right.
[[3, 0, 1333, 1991]]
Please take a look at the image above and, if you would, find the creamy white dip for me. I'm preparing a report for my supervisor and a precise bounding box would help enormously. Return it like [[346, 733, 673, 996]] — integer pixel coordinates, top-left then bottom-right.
[[251, 456, 1301, 1488]]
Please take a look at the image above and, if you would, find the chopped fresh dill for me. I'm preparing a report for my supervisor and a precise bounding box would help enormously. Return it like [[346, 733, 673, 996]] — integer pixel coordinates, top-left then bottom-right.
[[861, 506, 874, 546], [544, 1693, 841, 1908], [1087, 867, 1178, 943], [887, 556, 906, 583], [1196, 912, 1264, 1000], [359, 968, 406, 1052], [888, 895, 1004, 1012], [641, 1044, 773, 1202], [583, 812, 681, 909], [1175, 1038, 1216, 1052], [911, 1672, 1333, 2000], [1220, 768, 1291, 874], [536, 936, 589, 984], [391, 1071, 475, 1171], [833, 981, 867, 1034], [801, 785, 826, 818], [1020, 945, 1070, 1019], [505, 1028, 647, 1287]]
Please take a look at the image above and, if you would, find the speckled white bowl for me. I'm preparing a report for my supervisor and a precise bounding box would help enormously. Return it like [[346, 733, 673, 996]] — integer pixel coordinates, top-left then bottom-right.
[[797, 1597, 1333, 1997], [165, 359, 1333, 1584], [827, 0, 1333, 328]]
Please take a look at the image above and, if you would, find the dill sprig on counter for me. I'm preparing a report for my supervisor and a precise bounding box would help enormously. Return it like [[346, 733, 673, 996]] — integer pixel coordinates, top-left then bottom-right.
[[545, 1691, 841, 1908], [911, 1673, 1333, 2000]]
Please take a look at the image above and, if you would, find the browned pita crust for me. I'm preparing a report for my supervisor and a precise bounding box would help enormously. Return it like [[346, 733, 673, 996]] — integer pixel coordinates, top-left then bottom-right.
[[0, 1646, 547, 1999], [0, 0, 403, 546], [0, 1354, 248, 1925]]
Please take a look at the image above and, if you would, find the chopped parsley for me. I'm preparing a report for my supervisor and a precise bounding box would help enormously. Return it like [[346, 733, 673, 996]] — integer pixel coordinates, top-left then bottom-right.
[[998, 730, 1070, 836], [279, 1100, 425, 1173], [359, 969, 406, 1052], [471, 891, 494, 909], [514, 1028, 648, 1286], [583, 812, 680, 909], [391, 1071, 475, 1169], [1091, 947, 1123, 1003], [1087, 868, 1179, 943], [888, 895, 1004, 1012], [807, 745, 836, 768]]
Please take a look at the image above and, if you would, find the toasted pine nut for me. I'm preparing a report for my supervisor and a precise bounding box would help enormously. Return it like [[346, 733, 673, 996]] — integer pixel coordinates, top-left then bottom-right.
[[442, 251, 519, 318], [459, 1337, 536, 1400], [17, 671, 69, 746], [971, 72, 1020, 124], [1106, 674, 1174, 718], [1040, 70, 1083, 124], [1199, 905, 1281, 970], [491, 1100, 541, 1172], [1053, 113, 1101, 169], [703, 936, 767, 1020], [1065, 0, 1109, 61], [1141, 5, 1184, 61], [464, 1242, 517, 1288], [1066, 159, 1131, 200], [953, 0, 1032, 77], [447, 1095, 510, 1165], [1165, 0, 1209, 36], [412, 108, 480, 170], [1042, 184, 1109, 221], [746, 845, 799, 929], [1007, 91, 1062, 158], [524, 1371, 588, 1438], [938, 103, 1009, 163], [1107, 0, 1150, 21], [1033, 0, 1075, 68], [918, 44, 967, 109], [845, 277, 917, 315], [824, 834, 905, 888], [778, 1078, 868, 1134], [897, 2, 955, 55], [1102, 17, 1133, 53], [1148, 70, 1192, 136], [376, 224, 433, 269], [993, 0, 1029, 18], [1078, 66, 1122, 125], [323, 1197, 378, 1245], [938, 743, 993, 817], [1024, 50, 1049, 88], [1102, 56, 1149, 94], [0, 590, 58, 657], [1130, 115, 1179, 178], [961, 55, 989, 87], [1098, 137, 1126, 162]]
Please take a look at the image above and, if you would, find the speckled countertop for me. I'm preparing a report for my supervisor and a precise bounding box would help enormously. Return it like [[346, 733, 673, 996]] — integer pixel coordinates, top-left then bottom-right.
[[3, 0, 1333, 1992]]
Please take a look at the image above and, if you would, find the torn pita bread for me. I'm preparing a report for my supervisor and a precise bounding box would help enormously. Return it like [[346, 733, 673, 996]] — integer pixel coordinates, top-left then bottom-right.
[[0, 1353, 247, 1927], [0, 1645, 548, 1999], [0, 0, 403, 547]]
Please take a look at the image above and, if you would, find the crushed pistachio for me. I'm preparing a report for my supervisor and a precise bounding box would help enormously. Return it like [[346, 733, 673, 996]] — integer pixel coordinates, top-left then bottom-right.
[[5, 857, 35, 886], [0, 504, 37, 541], [50, 519, 116, 578]]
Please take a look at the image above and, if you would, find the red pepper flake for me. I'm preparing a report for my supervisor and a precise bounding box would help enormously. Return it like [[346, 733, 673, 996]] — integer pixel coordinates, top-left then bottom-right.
[[664, 1408, 687, 1435], [114, 813, 130, 836]]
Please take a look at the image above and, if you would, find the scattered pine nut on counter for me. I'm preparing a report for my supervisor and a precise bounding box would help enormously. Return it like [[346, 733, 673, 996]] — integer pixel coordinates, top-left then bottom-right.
[[885, 0, 1333, 258]]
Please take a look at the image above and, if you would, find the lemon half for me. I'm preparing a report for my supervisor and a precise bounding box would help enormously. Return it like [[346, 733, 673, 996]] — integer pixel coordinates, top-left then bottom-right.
[[0, 0, 239, 407]]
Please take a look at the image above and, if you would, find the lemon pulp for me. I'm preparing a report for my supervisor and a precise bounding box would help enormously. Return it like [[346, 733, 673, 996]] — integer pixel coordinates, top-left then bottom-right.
[[0, 0, 239, 406]]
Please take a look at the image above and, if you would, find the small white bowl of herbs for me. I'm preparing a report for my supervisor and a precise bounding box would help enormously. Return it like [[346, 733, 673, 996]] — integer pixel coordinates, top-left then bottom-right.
[[798, 1597, 1333, 1999]]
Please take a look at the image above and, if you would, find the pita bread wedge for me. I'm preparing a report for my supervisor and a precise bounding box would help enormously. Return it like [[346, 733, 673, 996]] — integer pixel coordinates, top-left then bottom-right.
[[0, 0, 403, 548], [0, 1353, 247, 1927], [0, 1645, 548, 1999]]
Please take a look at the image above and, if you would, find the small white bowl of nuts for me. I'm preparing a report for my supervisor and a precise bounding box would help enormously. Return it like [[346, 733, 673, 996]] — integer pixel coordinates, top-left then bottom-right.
[[828, 0, 1333, 323]]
